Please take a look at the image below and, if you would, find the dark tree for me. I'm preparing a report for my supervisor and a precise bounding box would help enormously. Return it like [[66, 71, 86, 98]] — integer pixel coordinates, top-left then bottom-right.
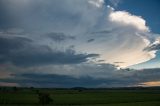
[[30, 87, 34, 90], [12, 87, 18, 92], [38, 93, 53, 105]]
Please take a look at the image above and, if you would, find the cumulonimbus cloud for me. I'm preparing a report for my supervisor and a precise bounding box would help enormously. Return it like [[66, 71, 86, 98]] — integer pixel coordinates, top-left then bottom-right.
[[0, 0, 159, 68], [0, 0, 160, 84]]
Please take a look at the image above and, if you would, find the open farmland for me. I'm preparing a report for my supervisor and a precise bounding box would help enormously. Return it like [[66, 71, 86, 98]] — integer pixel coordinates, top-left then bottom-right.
[[0, 87, 160, 106]]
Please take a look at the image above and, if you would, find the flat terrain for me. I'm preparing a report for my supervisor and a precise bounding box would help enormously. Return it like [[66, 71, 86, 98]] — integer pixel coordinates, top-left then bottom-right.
[[0, 87, 160, 106]]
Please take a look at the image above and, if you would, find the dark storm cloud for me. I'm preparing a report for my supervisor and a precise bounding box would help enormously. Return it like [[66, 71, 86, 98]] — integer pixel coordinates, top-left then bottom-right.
[[13, 49, 99, 67], [137, 68, 160, 80], [0, 1, 19, 30], [87, 39, 95, 43], [0, 2, 11, 29], [144, 43, 160, 51], [0, 36, 32, 64], [0, 35, 99, 67], [47, 32, 75, 42], [0, 36, 32, 50]]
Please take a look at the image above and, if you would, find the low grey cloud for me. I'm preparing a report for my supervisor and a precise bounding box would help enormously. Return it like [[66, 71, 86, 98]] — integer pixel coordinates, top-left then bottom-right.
[[0, 74, 106, 88], [47, 32, 75, 42], [0, 68, 160, 88]]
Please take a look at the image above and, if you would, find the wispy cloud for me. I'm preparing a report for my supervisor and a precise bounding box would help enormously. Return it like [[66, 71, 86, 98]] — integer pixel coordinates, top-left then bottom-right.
[[109, 0, 122, 7]]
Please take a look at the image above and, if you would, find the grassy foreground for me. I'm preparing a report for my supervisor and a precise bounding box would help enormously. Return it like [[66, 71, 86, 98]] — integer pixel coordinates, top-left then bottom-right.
[[0, 87, 160, 106]]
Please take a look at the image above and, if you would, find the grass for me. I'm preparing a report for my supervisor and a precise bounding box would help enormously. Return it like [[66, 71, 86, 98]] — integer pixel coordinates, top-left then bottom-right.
[[0, 88, 160, 106]]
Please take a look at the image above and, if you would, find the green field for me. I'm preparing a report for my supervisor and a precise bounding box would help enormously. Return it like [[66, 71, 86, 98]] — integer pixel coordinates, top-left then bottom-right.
[[0, 88, 160, 106]]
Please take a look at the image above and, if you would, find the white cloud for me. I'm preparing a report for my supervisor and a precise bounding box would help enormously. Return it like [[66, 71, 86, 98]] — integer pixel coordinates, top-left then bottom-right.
[[154, 37, 160, 45], [109, 11, 149, 31], [72, 6, 158, 68]]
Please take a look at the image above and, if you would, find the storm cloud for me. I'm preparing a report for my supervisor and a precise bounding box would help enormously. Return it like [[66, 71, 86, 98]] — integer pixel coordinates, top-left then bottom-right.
[[0, 0, 159, 67], [0, 0, 160, 87]]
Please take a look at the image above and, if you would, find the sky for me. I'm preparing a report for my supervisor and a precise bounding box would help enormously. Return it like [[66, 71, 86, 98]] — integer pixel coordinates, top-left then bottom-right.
[[0, 0, 160, 88]]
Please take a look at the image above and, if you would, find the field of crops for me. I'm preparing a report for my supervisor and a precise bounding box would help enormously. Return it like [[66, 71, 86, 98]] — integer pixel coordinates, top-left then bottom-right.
[[0, 88, 160, 106]]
